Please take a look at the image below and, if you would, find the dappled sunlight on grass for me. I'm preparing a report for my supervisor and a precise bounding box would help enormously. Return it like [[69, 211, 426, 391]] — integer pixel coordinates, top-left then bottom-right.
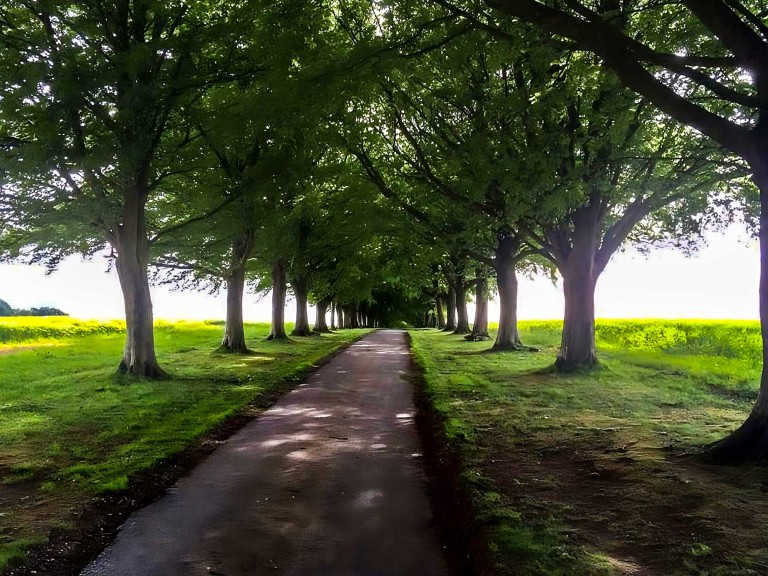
[[222, 356, 276, 369]]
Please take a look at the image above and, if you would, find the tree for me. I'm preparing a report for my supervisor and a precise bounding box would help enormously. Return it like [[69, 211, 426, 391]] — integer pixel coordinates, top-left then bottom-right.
[[439, 0, 768, 458], [466, 266, 491, 341], [266, 257, 289, 340], [0, 299, 13, 316], [519, 63, 737, 371], [0, 1, 259, 376]]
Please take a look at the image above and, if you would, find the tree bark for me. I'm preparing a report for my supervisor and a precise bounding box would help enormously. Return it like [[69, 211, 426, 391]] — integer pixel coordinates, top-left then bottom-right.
[[267, 258, 288, 340], [454, 277, 470, 335], [435, 294, 446, 329], [557, 266, 598, 371], [493, 237, 524, 350], [712, 153, 768, 460], [220, 266, 248, 353], [291, 275, 312, 336], [330, 300, 337, 330], [443, 286, 457, 331], [220, 239, 251, 353], [114, 190, 165, 378], [466, 272, 490, 341], [555, 230, 598, 372], [350, 304, 360, 328], [314, 297, 331, 333]]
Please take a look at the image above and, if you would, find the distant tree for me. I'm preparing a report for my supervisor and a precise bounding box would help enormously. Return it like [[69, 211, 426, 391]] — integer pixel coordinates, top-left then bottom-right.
[[0, 299, 67, 316], [16, 306, 68, 317], [0, 299, 13, 316]]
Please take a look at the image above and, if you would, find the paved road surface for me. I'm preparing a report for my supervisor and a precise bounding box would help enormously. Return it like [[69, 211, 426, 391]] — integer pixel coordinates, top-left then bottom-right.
[[81, 330, 449, 576]]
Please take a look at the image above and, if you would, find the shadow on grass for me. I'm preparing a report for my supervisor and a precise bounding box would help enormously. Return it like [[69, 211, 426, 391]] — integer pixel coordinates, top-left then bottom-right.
[[532, 362, 611, 377], [453, 345, 543, 357]]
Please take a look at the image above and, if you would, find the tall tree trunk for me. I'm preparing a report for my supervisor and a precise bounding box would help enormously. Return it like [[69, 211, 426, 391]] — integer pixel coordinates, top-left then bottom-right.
[[493, 237, 524, 350], [467, 272, 490, 341], [337, 304, 345, 329], [435, 295, 446, 329], [314, 297, 331, 333], [291, 275, 312, 336], [712, 157, 768, 460], [220, 266, 248, 353], [114, 192, 164, 378], [493, 264, 523, 350], [330, 300, 337, 330], [443, 286, 457, 332], [220, 238, 251, 353], [454, 277, 470, 335], [556, 249, 598, 372], [267, 258, 288, 340], [350, 305, 360, 328]]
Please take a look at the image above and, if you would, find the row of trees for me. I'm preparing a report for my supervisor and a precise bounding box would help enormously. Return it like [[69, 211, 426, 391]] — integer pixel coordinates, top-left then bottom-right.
[[0, 0, 765, 459], [0, 299, 66, 317]]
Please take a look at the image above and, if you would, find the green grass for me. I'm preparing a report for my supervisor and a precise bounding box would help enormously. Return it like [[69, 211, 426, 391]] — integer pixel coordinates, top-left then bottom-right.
[[411, 321, 764, 576], [0, 320, 370, 571]]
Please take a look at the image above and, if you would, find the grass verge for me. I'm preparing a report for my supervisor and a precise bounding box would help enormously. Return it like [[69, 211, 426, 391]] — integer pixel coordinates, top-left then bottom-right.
[[410, 322, 768, 576], [0, 321, 370, 574]]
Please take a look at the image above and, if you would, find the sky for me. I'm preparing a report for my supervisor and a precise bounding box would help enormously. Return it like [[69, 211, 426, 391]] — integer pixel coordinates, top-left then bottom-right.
[[0, 225, 759, 322]]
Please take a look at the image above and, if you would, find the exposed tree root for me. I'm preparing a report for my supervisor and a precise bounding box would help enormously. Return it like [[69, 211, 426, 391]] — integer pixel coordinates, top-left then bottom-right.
[[291, 328, 314, 337], [554, 356, 599, 373], [265, 333, 290, 341], [117, 361, 167, 379], [710, 413, 768, 463], [490, 342, 540, 352], [464, 333, 491, 342], [216, 345, 254, 355]]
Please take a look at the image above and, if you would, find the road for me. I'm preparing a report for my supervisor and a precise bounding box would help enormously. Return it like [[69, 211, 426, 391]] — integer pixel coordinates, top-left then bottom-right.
[[81, 330, 449, 576]]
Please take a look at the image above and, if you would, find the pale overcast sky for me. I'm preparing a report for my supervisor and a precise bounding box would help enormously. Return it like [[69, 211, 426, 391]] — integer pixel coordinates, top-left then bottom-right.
[[0, 225, 758, 322]]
